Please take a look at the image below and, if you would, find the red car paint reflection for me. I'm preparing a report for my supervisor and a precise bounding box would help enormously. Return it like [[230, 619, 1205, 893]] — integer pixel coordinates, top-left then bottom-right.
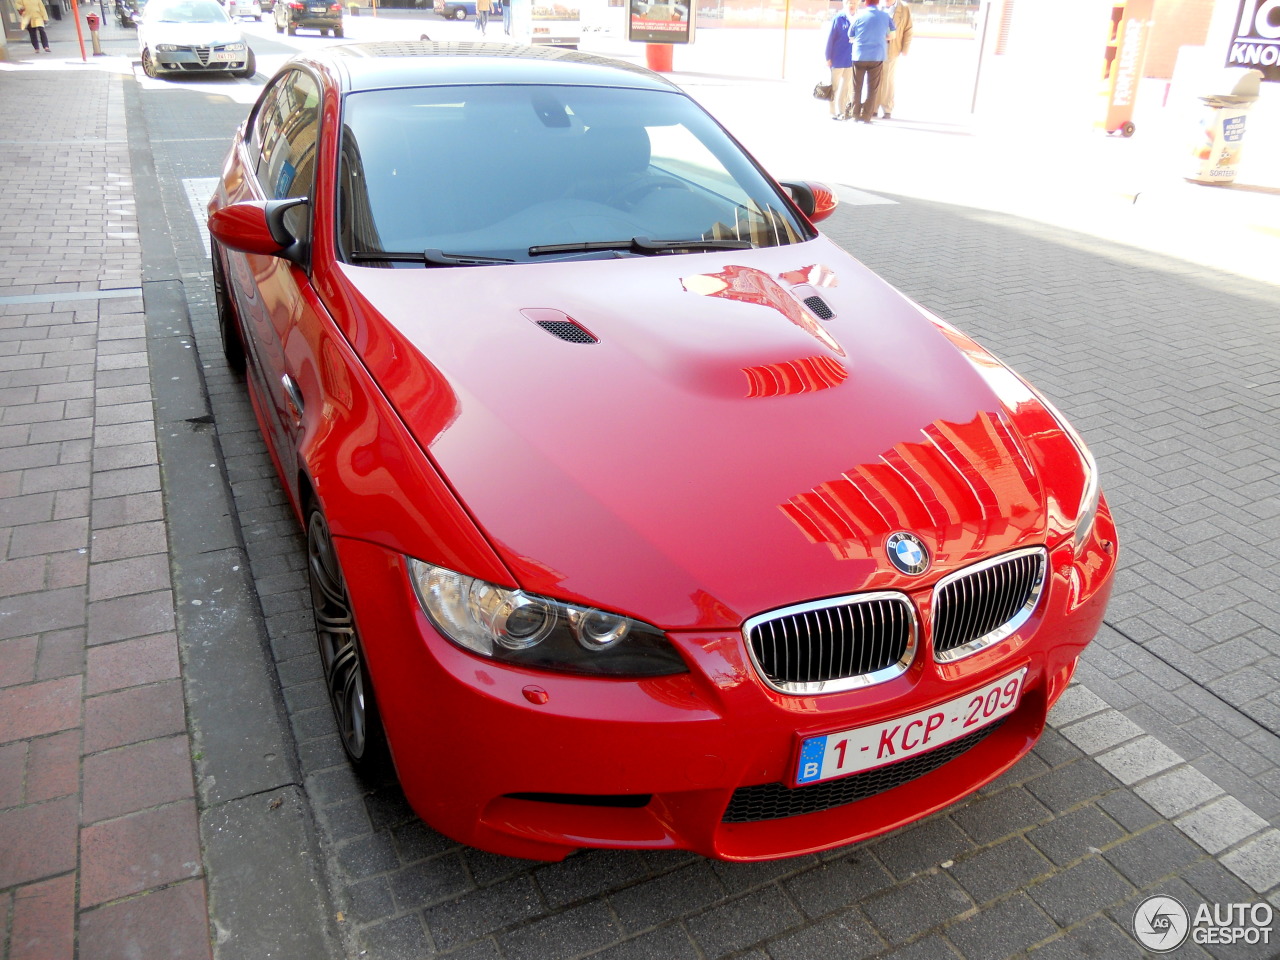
[[207, 44, 1117, 861]]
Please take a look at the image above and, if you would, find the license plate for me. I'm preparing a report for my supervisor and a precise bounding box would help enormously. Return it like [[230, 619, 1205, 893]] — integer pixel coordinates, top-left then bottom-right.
[[795, 667, 1027, 785], [212, 50, 239, 60], [310, 6, 326, 10]]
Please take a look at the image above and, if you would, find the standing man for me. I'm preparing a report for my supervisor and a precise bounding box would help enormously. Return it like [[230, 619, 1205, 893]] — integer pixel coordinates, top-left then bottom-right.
[[848, 0, 895, 124], [824, 0, 856, 121], [476, 0, 491, 34], [880, 0, 913, 118]]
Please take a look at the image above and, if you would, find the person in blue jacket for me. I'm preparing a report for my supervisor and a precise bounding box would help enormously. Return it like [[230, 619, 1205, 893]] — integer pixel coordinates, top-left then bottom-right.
[[848, 0, 896, 123], [824, 0, 855, 121]]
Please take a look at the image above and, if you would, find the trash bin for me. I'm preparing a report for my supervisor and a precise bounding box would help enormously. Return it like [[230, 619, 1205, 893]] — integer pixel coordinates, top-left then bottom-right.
[[1187, 69, 1264, 186]]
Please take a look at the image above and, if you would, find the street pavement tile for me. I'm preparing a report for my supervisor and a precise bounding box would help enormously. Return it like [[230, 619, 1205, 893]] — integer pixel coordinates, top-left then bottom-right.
[[952, 787, 1054, 847], [1134, 764, 1226, 819], [1103, 823, 1205, 888], [354, 915, 434, 959], [586, 923, 700, 960], [86, 591, 175, 646], [782, 853, 896, 919], [1176, 796, 1271, 855], [81, 736, 195, 825], [25, 731, 80, 805], [1024, 759, 1123, 814], [767, 911, 884, 960], [33, 627, 84, 683], [1219, 830, 1280, 894], [77, 879, 212, 960], [947, 838, 1054, 905], [1027, 915, 1145, 960], [83, 680, 187, 753], [0, 677, 81, 744], [0, 743, 24, 808], [1027, 806, 1127, 867], [1027, 856, 1135, 927], [0, 637, 38, 687], [423, 876, 546, 951], [8, 874, 75, 960], [608, 861, 726, 932], [0, 797, 78, 889], [685, 885, 802, 958], [944, 893, 1058, 960], [861, 871, 974, 944], [385, 853, 472, 912], [874, 817, 977, 879], [497, 900, 622, 960], [85, 633, 180, 694], [78, 801, 202, 907], [534, 849, 650, 909]]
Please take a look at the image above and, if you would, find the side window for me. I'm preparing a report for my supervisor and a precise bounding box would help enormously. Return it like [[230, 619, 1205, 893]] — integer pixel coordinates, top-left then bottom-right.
[[249, 81, 284, 180], [253, 70, 322, 242]]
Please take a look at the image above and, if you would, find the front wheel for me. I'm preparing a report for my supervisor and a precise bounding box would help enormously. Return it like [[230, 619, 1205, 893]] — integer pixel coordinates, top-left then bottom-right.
[[211, 244, 247, 374], [307, 507, 390, 774], [452, 7, 465, 18], [141, 47, 158, 77]]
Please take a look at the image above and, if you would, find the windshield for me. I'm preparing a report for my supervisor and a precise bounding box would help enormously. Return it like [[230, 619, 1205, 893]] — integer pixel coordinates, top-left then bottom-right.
[[148, 0, 228, 22], [337, 84, 810, 266]]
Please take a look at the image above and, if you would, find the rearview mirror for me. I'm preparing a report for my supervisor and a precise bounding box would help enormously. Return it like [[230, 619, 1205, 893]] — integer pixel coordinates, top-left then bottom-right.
[[207, 198, 309, 265], [780, 181, 839, 224]]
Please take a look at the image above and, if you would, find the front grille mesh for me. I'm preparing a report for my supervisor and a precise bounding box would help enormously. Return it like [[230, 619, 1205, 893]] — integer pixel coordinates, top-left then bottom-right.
[[722, 718, 1005, 822], [933, 549, 1045, 658], [747, 596, 911, 688], [194, 45, 211, 65]]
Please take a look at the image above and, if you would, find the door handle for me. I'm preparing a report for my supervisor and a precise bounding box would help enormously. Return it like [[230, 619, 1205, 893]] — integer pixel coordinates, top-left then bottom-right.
[[282, 374, 304, 425]]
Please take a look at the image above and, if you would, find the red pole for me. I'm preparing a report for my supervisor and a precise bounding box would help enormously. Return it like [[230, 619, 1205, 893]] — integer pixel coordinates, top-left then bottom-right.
[[69, 0, 88, 60]]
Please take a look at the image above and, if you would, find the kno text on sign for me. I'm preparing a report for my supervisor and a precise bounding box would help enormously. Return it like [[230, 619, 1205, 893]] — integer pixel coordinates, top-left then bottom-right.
[[1228, 0, 1280, 80]]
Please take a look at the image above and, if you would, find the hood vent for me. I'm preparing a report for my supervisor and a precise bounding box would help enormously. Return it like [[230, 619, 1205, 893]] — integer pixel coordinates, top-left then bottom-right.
[[522, 308, 598, 344], [789, 283, 836, 320]]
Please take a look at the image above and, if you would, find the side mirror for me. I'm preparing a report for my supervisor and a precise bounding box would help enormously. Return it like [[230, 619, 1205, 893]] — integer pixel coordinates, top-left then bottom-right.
[[780, 181, 839, 224], [207, 198, 309, 265]]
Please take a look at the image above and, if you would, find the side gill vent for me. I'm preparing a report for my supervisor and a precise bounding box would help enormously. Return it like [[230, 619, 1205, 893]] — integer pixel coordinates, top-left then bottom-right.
[[522, 308, 598, 344]]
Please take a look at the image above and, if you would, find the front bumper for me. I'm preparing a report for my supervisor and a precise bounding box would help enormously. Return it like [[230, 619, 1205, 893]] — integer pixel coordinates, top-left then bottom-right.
[[151, 49, 249, 72], [335, 503, 1116, 862]]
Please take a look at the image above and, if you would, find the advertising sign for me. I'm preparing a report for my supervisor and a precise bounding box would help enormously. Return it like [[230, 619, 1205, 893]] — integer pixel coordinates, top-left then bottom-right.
[[1226, 0, 1280, 81], [627, 0, 692, 44]]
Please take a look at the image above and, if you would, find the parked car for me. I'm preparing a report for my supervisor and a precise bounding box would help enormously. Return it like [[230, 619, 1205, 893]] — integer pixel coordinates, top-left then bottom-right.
[[138, 0, 255, 78], [207, 43, 1117, 862], [224, 0, 262, 19], [432, 0, 498, 19], [273, 0, 342, 35]]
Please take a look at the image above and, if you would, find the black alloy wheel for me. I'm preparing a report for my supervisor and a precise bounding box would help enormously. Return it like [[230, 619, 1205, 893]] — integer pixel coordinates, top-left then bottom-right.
[[210, 244, 247, 374], [306, 507, 389, 773]]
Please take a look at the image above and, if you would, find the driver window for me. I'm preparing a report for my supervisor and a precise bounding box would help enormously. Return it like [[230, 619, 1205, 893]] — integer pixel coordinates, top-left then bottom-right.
[[254, 70, 322, 242]]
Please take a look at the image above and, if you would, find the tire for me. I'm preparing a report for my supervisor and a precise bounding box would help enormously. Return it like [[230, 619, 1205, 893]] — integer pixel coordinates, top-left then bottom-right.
[[1120, 120, 1136, 138], [333, 25, 343, 36], [452, 7, 465, 18], [236, 48, 256, 78], [211, 244, 247, 374], [306, 507, 390, 774], [141, 46, 157, 77]]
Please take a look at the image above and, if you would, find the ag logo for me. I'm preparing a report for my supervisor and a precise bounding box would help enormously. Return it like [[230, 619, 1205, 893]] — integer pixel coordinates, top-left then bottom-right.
[[1133, 895, 1190, 952], [885, 531, 930, 576]]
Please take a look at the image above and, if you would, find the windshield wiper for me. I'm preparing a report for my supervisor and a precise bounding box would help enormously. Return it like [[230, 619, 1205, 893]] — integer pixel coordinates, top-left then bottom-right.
[[528, 237, 753, 257], [348, 249, 516, 267]]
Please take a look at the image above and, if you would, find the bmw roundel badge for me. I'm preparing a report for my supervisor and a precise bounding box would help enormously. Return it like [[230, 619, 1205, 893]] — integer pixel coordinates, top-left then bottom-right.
[[886, 532, 930, 576]]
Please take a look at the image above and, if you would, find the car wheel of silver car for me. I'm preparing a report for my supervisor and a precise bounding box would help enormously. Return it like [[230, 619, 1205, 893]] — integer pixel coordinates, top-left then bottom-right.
[[307, 506, 389, 773], [141, 47, 157, 78]]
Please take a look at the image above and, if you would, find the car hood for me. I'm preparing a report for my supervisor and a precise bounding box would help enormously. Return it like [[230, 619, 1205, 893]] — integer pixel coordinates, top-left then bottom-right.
[[335, 237, 1052, 629], [140, 21, 241, 44]]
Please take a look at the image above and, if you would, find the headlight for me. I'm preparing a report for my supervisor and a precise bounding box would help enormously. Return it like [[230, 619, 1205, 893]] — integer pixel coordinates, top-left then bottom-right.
[[156, 43, 179, 50], [406, 559, 688, 677], [223, 41, 247, 50], [1031, 388, 1101, 553]]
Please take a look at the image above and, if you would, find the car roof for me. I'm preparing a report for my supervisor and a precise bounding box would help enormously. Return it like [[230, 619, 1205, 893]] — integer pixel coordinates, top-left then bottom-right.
[[305, 42, 682, 94]]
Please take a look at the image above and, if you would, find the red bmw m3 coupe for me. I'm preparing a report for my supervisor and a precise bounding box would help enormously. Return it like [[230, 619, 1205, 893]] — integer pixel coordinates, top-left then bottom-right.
[[207, 42, 1117, 862]]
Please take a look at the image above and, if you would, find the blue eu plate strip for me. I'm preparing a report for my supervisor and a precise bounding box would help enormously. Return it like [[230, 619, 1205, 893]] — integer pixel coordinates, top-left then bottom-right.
[[797, 736, 827, 784]]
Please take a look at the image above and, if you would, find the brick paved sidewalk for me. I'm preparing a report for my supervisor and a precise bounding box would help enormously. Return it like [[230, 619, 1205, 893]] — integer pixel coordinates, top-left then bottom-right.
[[0, 63, 213, 960]]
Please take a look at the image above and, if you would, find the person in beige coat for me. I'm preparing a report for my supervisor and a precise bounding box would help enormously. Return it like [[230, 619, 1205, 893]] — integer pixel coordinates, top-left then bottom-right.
[[879, 0, 912, 118], [18, 0, 53, 52]]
